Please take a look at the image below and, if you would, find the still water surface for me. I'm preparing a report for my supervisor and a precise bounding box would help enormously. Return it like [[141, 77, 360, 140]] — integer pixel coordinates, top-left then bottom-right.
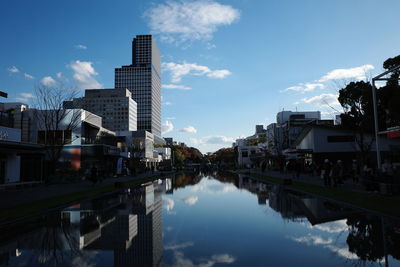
[[0, 172, 399, 266]]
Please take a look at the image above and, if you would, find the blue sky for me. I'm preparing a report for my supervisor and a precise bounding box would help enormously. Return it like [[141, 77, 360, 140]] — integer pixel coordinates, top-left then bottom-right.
[[1, 0, 400, 153]]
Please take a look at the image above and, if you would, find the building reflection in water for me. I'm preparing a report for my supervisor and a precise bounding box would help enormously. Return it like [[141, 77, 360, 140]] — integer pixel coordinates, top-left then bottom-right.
[[0, 174, 399, 266], [235, 173, 400, 266], [0, 178, 171, 267]]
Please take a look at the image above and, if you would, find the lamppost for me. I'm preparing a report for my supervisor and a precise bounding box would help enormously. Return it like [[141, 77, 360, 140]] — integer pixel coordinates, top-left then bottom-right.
[[371, 65, 400, 169]]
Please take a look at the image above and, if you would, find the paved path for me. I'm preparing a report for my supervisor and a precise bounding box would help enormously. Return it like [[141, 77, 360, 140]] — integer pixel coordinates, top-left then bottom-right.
[[243, 168, 366, 193], [0, 172, 169, 209]]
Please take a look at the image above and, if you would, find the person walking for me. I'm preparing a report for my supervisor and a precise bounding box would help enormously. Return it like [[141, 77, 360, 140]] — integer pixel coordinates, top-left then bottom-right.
[[331, 160, 341, 187], [351, 159, 359, 183], [322, 159, 332, 187], [90, 165, 98, 186]]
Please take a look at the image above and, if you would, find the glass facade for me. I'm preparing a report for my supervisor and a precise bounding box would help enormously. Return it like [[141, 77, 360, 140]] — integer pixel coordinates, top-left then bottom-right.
[[115, 35, 161, 137]]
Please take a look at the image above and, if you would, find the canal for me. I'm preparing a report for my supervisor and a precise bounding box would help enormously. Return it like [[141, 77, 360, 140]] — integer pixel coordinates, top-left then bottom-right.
[[0, 172, 399, 266]]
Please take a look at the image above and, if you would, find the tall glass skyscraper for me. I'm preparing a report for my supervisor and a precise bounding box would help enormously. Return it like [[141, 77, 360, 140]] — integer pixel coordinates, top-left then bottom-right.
[[115, 35, 161, 138]]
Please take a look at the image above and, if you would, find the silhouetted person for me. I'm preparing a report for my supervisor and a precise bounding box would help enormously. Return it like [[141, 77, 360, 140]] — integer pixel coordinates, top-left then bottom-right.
[[90, 165, 98, 185], [295, 160, 302, 179], [331, 160, 341, 187], [351, 159, 360, 183], [322, 159, 332, 187]]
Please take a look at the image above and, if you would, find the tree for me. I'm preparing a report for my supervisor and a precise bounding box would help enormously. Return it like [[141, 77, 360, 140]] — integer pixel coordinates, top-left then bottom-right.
[[338, 81, 376, 163], [378, 55, 400, 127], [32, 85, 81, 175], [174, 150, 185, 169]]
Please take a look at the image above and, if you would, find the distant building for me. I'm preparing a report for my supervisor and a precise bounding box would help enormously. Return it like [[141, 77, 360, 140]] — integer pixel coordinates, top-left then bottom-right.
[[155, 147, 171, 160], [131, 130, 156, 161], [115, 35, 162, 140], [276, 111, 321, 124], [65, 88, 137, 132], [267, 110, 333, 153], [335, 114, 342, 125], [164, 137, 173, 146], [255, 124, 266, 134]]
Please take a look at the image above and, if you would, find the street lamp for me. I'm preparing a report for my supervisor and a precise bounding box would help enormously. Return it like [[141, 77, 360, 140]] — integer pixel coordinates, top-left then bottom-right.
[[371, 65, 400, 169]]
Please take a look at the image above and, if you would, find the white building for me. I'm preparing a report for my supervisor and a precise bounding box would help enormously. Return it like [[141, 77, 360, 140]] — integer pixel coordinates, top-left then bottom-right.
[[267, 110, 333, 153], [66, 88, 137, 132], [155, 147, 171, 161], [294, 125, 400, 164]]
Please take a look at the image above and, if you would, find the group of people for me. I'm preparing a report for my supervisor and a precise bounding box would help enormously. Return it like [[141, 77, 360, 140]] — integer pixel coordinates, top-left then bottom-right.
[[320, 159, 345, 187]]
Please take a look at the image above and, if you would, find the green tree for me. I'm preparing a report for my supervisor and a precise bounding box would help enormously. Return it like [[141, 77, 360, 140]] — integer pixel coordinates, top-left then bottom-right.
[[174, 150, 185, 169], [338, 81, 375, 163], [378, 55, 400, 127]]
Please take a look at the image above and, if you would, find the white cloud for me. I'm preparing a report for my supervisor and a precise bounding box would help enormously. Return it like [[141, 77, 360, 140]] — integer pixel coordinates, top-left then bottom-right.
[[41, 76, 58, 86], [163, 197, 175, 211], [145, 0, 240, 43], [24, 73, 34, 79], [69, 60, 101, 89], [312, 220, 348, 233], [179, 126, 197, 134], [206, 69, 231, 78], [290, 234, 333, 246], [191, 182, 236, 194], [166, 117, 176, 120], [15, 92, 35, 103], [7, 66, 19, 73], [325, 245, 359, 260], [165, 241, 194, 251], [289, 234, 358, 260], [190, 135, 235, 146], [163, 101, 173, 106], [163, 62, 231, 83], [190, 138, 204, 146], [74, 44, 87, 50], [170, 251, 236, 267], [162, 120, 174, 134], [283, 83, 325, 93], [181, 196, 198, 205], [301, 93, 340, 107], [211, 254, 235, 264], [205, 135, 235, 144], [318, 64, 374, 82], [162, 84, 192, 90]]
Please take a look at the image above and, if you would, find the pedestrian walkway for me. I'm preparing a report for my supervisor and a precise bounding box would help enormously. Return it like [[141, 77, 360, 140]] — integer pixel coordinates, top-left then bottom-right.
[[244, 168, 366, 193], [0, 172, 169, 210]]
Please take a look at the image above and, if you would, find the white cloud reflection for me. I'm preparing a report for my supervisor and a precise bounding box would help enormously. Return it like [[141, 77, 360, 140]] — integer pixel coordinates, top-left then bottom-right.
[[181, 196, 199, 206], [288, 233, 358, 260], [191, 182, 236, 194], [169, 251, 236, 267], [163, 197, 175, 211]]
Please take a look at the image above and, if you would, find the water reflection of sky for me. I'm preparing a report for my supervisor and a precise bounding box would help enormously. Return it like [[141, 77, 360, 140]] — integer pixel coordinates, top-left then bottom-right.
[[162, 174, 399, 267], [1, 173, 399, 267]]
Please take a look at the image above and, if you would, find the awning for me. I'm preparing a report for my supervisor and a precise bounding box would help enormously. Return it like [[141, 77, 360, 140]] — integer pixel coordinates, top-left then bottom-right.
[[0, 140, 45, 155]]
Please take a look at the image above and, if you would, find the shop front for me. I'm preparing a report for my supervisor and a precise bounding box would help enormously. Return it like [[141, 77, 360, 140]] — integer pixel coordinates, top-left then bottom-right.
[[0, 126, 45, 184]]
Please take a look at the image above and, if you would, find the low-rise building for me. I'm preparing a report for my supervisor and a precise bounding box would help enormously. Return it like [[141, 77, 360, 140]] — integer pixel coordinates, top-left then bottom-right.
[[294, 125, 400, 165], [65, 88, 137, 132]]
